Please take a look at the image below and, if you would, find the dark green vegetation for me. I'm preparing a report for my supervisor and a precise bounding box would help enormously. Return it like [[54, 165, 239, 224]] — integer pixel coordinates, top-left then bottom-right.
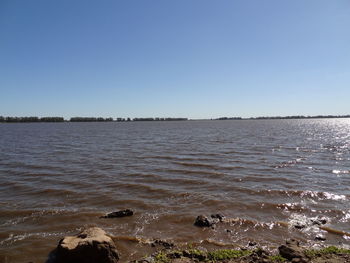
[[150, 248, 252, 263], [1, 115, 349, 123], [0, 116, 188, 122], [135, 246, 350, 263], [133, 118, 188, 121], [216, 117, 242, 120], [207, 249, 252, 261], [0, 116, 64, 122], [216, 114, 350, 120], [268, 255, 287, 262], [69, 117, 114, 122], [305, 246, 350, 258]]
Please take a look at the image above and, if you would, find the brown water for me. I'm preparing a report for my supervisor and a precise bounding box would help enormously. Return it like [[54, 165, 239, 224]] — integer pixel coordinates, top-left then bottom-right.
[[0, 119, 350, 262]]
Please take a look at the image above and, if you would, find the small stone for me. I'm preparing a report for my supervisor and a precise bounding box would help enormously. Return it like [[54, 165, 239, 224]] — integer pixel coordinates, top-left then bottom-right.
[[254, 248, 269, 257], [315, 235, 326, 241], [151, 239, 174, 249], [294, 224, 306, 229], [100, 209, 133, 218], [182, 250, 206, 261], [139, 257, 153, 263], [311, 218, 327, 226], [167, 252, 182, 259], [210, 213, 225, 221], [172, 258, 192, 263], [248, 241, 257, 246], [194, 215, 214, 227], [286, 239, 299, 246], [319, 219, 327, 225]]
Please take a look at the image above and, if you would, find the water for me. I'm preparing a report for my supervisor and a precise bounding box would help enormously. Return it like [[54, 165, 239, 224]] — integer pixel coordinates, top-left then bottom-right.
[[0, 119, 349, 262]]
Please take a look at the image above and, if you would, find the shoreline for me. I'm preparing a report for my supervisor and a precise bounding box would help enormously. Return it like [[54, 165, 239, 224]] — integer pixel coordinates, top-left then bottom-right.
[[1, 115, 350, 123], [45, 226, 350, 263], [43, 213, 350, 263], [133, 242, 350, 263]]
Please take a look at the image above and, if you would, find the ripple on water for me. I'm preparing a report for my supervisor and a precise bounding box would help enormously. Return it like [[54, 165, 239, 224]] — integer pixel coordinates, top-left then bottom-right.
[[1, 119, 350, 262]]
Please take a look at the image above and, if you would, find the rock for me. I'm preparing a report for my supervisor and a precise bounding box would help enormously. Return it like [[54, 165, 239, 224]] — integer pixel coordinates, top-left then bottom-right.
[[182, 250, 206, 260], [286, 239, 299, 246], [150, 239, 174, 249], [167, 252, 182, 259], [47, 227, 119, 263], [248, 241, 257, 246], [172, 258, 192, 263], [315, 235, 326, 241], [242, 248, 269, 263], [134, 257, 154, 263], [210, 213, 225, 221], [254, 248, 269, 257], [134, 256, 153, 263], [311, 218, 327, 225], [278, 239, 309, 262], [319, 219, 327, 225], [101, 209, 134, 218], [194, 215, 214, 227], [293, 223, 306, 229]]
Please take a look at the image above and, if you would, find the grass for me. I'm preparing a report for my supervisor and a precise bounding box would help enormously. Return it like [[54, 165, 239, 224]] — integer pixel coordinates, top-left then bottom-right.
[[153, 248, 251, 262], [154, 251, 170, 263], [268, 255, 287, 262], [186, 248, 207, 259], [147, 246, 350, 263], [305, 246, 350, 258], [207, 249, 251, 261]]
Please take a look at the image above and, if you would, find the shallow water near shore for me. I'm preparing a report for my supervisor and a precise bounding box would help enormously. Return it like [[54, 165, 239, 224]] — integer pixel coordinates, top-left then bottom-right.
[[0, 119, 350, 262]]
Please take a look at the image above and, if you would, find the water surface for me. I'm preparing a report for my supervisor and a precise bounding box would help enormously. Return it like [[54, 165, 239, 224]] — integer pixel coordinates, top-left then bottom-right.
[[0, 119, 349, 262]]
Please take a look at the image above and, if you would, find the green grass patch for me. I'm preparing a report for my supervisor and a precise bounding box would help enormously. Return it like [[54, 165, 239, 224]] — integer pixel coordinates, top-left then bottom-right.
[[268, 255, 287, 262], [207, 249, 251, 261], [187, 249, 206, 258], [305, 246, 350, 258], [154, 251, 170, 263]]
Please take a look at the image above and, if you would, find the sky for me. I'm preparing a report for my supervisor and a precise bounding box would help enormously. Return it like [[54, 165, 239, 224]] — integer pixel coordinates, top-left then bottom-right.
[[0, 0, 349, 119]]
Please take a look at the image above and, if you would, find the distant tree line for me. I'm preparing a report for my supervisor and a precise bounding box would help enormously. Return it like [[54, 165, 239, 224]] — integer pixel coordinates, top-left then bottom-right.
[[133, 117, 188, 121], [0, 116, 64, 123], [69, 117, 113, 122], [215, 115, 350, 120], [215, 117, 242, 120], [1, 115, 349, 123], [116, 118, 132, 122], [0, 116, 189, 123], [249, 115, 350, 120]]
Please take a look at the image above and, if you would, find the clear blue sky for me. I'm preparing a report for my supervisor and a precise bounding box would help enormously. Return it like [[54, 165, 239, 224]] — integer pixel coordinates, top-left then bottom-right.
[[0, 0, 349, 119]]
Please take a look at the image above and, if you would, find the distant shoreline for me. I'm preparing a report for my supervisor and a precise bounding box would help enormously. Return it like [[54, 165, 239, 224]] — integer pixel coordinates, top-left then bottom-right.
[[0, 115, 349, 123]]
